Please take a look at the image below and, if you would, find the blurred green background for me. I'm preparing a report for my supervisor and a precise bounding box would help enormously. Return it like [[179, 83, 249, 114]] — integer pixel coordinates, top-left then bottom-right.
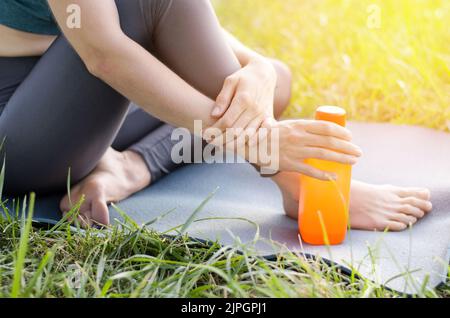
[[215, 0, 450, 130]]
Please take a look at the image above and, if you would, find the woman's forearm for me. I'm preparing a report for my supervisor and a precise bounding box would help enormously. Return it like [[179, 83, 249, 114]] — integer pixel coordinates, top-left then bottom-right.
[[48, 0, 216, 133], [88, 36, 217, 132]]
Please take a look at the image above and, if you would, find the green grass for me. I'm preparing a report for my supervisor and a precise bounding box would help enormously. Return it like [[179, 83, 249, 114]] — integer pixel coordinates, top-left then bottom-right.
[[215, 0, 450, 130], [0, 0, 449, 298], [0, 196, 448, 298]]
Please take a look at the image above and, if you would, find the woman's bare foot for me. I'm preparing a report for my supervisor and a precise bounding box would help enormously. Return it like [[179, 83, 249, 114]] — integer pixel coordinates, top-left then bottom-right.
[[59, 148, 151, 227], [273, 172, 433, 232]]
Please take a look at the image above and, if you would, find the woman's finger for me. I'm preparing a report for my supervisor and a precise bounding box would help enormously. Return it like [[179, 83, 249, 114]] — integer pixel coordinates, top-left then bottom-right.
[[243, 115, 266, 148], [249, 120, 270, 147], [302, 147, 359, 165], [212, 96, 247, 130], [307, 135, 363, 157], [304, 120, 353, 141], [283, 159, 337, 181], [233, 108, 260, 130], [212, 76, 239, 117], [210, 93, 249, 144], [232, 110, 264, 148], [299, 164, 337, 181]]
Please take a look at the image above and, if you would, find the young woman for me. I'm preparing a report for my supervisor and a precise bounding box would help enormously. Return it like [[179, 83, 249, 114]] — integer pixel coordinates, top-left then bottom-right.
[[0, 0, 432, 230]]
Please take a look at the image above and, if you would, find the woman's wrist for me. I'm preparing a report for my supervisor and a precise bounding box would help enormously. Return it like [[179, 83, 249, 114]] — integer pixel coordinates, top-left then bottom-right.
[[248, 54, 275, 71], [249, 56, 278, 88]]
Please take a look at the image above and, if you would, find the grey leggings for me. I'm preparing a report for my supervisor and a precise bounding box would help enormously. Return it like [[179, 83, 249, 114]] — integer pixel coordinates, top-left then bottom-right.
[[0, 0, 242, 196]]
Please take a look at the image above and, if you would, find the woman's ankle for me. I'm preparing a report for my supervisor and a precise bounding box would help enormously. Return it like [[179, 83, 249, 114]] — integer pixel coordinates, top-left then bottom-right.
[[121, 150, 152, 192]]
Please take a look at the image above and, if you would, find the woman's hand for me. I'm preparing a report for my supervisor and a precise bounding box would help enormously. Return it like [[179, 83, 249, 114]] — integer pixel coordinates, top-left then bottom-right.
[[208, 56, 277, 143], [259, 119, 363, 180]]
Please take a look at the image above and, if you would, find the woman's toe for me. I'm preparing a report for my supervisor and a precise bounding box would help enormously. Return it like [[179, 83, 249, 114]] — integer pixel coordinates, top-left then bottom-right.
[[59, 193, 74, 212], [401, 197, 432, 214], [59, 197, 69, 212], [91, 199, 110, 226], [390, 211, 417, 227], [398, 202, 426, 218], [385, 221, 408, 232], [394, 187, 431, 200], [415, 188, 431, 200], [77, 214, 93, 228]]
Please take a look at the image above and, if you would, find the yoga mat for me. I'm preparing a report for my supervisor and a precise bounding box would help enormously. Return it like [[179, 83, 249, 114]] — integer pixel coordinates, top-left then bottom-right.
[[9, 123, 450, 294]]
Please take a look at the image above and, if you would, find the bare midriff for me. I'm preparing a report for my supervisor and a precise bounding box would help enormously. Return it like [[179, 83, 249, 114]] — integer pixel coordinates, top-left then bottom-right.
[[0, 24, 56, 57]]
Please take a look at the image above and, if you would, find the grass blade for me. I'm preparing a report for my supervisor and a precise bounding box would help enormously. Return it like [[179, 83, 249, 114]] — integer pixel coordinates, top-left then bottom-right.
[[11, 192, 35, 298], [179, 187, 218, 235]]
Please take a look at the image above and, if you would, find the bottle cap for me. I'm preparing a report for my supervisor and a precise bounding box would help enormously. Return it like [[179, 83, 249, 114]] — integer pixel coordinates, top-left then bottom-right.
[[315, 106, 347, 127]]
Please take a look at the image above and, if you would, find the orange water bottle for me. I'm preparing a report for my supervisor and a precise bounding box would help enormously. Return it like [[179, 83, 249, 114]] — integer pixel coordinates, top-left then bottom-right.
[[298, 106, 352, 245]]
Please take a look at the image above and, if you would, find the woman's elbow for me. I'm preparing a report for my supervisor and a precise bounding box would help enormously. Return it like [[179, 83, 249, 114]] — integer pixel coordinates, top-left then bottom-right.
[[81, 48, 114, 78], [76, 36, 126, 78]]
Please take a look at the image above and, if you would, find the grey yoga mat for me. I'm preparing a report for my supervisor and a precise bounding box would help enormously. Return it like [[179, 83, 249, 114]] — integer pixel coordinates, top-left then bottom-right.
[[14, 122, 450, 294]]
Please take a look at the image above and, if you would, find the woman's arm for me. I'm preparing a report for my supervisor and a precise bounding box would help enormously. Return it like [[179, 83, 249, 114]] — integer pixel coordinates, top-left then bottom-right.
[[48, 0, 361, 179], [208, 29, 278, 139], [48, 0, 216, 131]]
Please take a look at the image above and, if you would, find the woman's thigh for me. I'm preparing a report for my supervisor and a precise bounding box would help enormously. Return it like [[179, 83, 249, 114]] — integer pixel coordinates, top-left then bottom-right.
[[0, 59, 162, 170]]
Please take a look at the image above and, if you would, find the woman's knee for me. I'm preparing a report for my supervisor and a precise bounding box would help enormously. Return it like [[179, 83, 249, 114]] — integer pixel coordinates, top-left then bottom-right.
[[150, 0, 241, 100], [270, 59, 292, 119]]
